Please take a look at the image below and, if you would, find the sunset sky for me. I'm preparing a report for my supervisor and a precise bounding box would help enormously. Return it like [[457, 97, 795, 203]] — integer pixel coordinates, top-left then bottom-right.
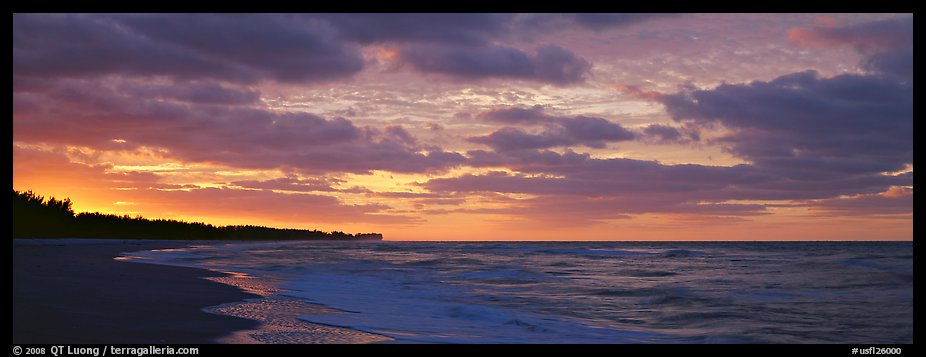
[[12, 13, 912, 241]]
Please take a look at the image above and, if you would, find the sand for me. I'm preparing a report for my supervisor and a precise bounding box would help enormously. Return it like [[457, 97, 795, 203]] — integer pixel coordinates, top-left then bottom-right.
[[13, 239, 261, 344]]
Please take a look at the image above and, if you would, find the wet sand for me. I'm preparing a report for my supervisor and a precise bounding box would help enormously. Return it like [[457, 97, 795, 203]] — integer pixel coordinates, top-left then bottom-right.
[[13, 239, 261, 344]]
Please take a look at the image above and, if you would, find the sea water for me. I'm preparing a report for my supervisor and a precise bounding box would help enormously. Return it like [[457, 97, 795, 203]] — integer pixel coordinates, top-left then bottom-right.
[[120, 241, 913, 344]]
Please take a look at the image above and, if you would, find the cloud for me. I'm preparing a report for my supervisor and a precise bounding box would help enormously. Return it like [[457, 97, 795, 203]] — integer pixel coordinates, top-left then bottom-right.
[[13, 146, 415, 225], [231, 177, 342, 193], [397, 44, 591, 85], [383, 125, 418, 146], [660, 70, 912, 182], [132, 186, 415, 225], [422, 146, 910, 223], [566, 13, 675, 31], [612, 83, 665, 101], [116, 80, 261, 105], [313, 13, 516, 45], [468, 107, 635, 151], [561, 116, 636, 143], [423, 167, 771, 223], [13, 78, 466, 175], [642, 124, 682, 142], [14, 14, 619, 86], [316, 13, 670, 44], [13, 13, 365, 84], [806, 186, 912, 217], [468, 120, 635, 151], [641, 124, 700, 144], [788, 16, 912, 52], [788, 16, 912, 78], [13, 14, 913, 227], [468, 127, 573, 152], [510, 13, 675, 39], [13, 13, 678, 87], [476, 105, 548, 124]]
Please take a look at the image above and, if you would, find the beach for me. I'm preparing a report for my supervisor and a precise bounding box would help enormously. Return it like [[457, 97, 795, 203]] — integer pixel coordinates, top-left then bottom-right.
[[12, 239, 260, 344]]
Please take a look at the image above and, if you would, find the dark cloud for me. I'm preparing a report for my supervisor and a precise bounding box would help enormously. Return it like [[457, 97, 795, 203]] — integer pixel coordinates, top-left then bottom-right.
[[661, 70, 912, 182], [13, 13, 624, 86], [566, 13, 675, 31], [383, 125, 418, 147], [788, 16, 912, 78], [423, 168, 771, 222], [469, 107, 634, 151], [641, 124, 700, 144], [397, 44, 591, 85], [642, 124, 682, 142], [805, 187, 912, 217], [314, 13, 669, 45], [862, 47, 912, 79], [477, 105, 548, 124], [12, 13, 676, 86], [511, 13, 675, 40], [116, 80, 261, 105], [313, 13, 516, 45], [469, 127, 572, 152], [13, 13, 365, 84], [561, 116, 636, 143], [468, 120, 635, 152], [423, 147, 910, 222]]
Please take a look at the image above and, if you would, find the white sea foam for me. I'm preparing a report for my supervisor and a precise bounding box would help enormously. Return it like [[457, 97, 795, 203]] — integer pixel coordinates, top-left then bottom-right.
[[283, 263, 654, 343]]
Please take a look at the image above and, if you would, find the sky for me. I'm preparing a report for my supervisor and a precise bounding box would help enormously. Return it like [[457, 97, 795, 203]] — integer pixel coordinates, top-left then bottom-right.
[[12, 13, 913, 241]]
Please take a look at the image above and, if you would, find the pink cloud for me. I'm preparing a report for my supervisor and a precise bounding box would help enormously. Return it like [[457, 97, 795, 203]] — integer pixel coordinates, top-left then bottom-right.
[[13, 78, 466, 175], [806, 187, 912, 217]]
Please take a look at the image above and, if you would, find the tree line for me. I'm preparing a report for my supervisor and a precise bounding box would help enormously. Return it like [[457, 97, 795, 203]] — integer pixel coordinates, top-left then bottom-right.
[[12, 190, 382, 241]]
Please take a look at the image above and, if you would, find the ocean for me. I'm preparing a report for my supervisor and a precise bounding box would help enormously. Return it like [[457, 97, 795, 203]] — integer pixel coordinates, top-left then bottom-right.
[[120, 241, 913, 344]]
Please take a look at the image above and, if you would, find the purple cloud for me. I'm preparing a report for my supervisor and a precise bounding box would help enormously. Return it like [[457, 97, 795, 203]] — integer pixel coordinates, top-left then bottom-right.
[[313, 13, 516, 45], [116, 80, 261, 105], [423, 168, 771, 222], [661, 70, 912, 180], [422, 147, 910, 222], [315, 13, 670, 44], [805, 187, 912, 217], [468, 127, 573, 152], [641, 124, 700, 144], [13, 78, 466, 175], [469, 107, 635, 151], [13, 14, 365, 84], [566, 13, 675, 31], [398, 44, 591, 85], [231, 177, 343, 193], [561, 116, 636, 143], [383, 125, 418, 147], [14, 14, 614, 86], [477, 105, 548, 124], [789, 16, 912, 78]]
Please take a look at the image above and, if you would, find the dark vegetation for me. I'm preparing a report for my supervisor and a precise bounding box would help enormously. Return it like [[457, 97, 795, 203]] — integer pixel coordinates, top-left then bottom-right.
[[12, 190, 382, 241]]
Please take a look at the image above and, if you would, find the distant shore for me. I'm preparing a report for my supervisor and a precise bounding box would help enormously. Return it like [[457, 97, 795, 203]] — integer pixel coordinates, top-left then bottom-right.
[[13, 239, 260, 343]]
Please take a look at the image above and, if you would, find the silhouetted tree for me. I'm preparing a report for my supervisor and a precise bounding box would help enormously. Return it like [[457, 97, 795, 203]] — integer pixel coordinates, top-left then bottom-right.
[[13, 189, 381, 241], [13, 190, 75, 237]]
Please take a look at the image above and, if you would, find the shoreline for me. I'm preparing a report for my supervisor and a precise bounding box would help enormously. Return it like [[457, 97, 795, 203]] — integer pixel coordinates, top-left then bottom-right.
[[13, 239, 261, 344]]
